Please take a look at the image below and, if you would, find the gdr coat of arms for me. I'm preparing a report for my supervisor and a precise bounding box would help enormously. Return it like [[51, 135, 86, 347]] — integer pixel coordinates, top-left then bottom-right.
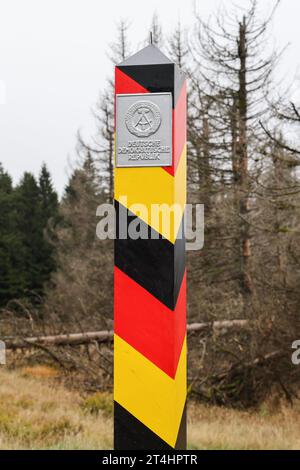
[[125, 101, 162, 138]]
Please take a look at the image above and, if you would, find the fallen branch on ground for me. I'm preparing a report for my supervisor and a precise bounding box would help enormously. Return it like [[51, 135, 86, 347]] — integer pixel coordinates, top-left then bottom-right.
[[187, 319, 249, 333], [4, 330, 114, 350], [3, 319, 250, 350]]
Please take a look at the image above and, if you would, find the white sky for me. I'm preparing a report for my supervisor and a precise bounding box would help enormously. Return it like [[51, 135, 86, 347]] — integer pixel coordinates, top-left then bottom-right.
[[0, 0, 299, 194]]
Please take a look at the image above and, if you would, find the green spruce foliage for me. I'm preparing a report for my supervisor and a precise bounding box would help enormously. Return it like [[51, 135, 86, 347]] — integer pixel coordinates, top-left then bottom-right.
[[0, 163, 58, 306]]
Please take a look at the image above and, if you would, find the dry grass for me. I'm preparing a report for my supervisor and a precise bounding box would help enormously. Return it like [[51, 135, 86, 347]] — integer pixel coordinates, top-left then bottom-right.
[[188, 401, 300, 450], [0, 367, 300, 449], [0, 368, 113, 449], [21, 365, 60, 378]]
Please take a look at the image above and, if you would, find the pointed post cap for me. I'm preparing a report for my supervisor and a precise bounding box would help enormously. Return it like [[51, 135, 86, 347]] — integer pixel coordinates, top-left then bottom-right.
[[118, 44, 173, 67]]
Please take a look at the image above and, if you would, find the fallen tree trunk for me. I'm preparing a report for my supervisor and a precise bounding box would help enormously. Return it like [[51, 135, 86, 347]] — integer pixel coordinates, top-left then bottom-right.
[[187, 319, 249, 333], [3, 319, 250, 350], [4, 330, 114, 350]]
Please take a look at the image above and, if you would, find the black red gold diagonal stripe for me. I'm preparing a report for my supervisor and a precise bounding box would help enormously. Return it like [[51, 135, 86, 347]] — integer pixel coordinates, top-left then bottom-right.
[[114, 44, 187, 450]]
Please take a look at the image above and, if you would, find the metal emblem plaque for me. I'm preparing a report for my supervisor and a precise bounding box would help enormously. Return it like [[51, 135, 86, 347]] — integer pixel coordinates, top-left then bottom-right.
[[116, 93, 172, 167]]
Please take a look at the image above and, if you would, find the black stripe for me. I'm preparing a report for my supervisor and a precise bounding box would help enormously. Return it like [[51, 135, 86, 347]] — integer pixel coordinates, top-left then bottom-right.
[[175, 403, 187, 450], [117, 64, 185, 107], [114, 401, 187, 450], [114, 201, 185, 310], [114, 401, 172, 450]]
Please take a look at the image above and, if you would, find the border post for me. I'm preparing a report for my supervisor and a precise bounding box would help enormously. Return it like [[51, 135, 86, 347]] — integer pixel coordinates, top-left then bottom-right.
[[114, 44, 187, 450]]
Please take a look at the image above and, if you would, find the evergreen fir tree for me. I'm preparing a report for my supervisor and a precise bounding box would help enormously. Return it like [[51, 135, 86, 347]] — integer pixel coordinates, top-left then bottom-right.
[[15, 172, 43, 297], [38, 163, 59, 286], [13, 168, 59, 301], [38, 163, 59, 225], [0, 164, 24, 305]]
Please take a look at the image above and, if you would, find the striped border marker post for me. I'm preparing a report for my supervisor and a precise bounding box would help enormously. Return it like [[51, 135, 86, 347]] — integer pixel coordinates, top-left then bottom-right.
[[114, 44, 187, 450]]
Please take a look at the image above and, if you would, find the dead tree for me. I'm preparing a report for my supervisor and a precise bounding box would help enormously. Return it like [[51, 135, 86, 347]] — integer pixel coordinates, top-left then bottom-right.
[[78, 20, 131, 202], [168, 21, 189, 71], [190, 0, 281, 296]]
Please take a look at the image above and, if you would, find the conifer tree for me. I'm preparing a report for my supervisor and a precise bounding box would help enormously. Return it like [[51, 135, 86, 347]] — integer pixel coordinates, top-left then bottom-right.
[[0, 165, 24, 305], [39, 163, 59, 225], [15, 172, 43, 297], [11, 168, 59, 302], [38, 163, 59, 287]]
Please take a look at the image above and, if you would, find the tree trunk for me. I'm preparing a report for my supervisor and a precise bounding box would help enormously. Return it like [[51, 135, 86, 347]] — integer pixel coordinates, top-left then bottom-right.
[[237, 17, 253, 295]]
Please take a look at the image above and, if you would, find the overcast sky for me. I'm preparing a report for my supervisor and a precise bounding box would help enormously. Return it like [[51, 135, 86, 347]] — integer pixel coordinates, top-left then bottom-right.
[[0, 0, 299, 194]]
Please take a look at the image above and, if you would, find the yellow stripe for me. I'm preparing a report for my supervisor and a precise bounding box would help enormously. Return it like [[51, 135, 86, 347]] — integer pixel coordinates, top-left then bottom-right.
[[115, 145, 186, 244], [114, 334, 187, 448]]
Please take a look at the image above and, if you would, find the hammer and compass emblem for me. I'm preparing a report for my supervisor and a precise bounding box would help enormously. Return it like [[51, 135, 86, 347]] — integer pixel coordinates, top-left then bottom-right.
[[125, 100, 162, 138]]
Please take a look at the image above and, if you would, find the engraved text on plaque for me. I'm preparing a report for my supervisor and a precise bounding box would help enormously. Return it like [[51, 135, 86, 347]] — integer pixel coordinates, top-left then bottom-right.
[[116, 93, 172, 167]]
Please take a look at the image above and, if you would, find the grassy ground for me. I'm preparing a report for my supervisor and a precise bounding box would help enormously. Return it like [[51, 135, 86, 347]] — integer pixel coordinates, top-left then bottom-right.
[[0, 367, 112, 449], [188, 401, 300, 450], [0, 366, 299, 450]]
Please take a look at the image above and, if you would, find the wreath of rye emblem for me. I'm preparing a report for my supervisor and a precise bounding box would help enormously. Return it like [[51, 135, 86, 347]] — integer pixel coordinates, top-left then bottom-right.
[[125, 100, 161, 138]]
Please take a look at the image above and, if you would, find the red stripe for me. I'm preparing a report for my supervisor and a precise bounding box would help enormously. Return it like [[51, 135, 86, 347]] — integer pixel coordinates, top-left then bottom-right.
[[164, 81, 187, 176], [115, 67, 149, 95], [115, 68, 149, 129], [114, 267, 186, 378]]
